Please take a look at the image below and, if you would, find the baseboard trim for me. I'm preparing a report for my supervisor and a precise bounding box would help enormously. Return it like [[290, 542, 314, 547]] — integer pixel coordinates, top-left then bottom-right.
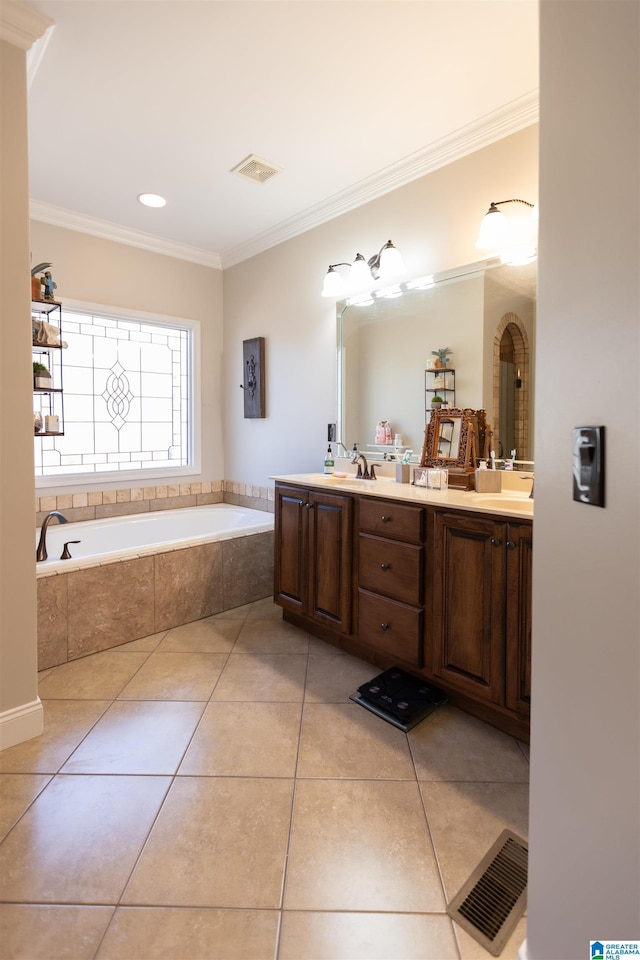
[[0, 698, 44, 751]]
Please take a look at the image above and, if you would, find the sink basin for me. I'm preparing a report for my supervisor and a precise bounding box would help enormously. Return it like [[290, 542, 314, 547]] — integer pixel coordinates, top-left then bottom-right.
[[474, 496, 533, 512]]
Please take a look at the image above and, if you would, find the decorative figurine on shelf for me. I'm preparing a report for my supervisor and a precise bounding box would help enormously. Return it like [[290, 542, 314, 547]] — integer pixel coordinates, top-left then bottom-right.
[[431, 347, 453, 368], [30, 261, 51, 300], [42, 271, 57, 300]]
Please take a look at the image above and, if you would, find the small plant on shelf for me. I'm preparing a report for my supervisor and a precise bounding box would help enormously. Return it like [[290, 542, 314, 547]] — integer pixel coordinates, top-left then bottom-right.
[[33, 361, 51, 389], [431, 347, 453, 368], [431, 395, 444, 408]]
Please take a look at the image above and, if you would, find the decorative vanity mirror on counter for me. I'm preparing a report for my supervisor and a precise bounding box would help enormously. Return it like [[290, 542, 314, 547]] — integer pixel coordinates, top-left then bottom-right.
[[419, 407, 489, 488], [337, 258, 536, 462]]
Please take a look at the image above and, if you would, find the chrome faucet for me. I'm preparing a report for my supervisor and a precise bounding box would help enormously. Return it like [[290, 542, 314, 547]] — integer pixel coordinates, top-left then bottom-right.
[[36, 511, 68, 562]]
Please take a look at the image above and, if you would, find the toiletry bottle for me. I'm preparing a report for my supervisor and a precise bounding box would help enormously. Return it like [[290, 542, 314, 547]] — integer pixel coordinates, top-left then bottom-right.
[[324, 445, 335, 475]]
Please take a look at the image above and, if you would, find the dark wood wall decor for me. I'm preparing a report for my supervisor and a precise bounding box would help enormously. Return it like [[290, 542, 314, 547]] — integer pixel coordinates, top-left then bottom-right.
[[240, 337, 265, 418]]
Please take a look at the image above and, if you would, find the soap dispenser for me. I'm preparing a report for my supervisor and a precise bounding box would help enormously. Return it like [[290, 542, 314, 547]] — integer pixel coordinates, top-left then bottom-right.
[[324, 445, 335, 475]]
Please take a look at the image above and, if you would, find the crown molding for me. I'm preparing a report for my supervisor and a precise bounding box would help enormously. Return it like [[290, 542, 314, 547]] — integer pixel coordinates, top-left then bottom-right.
[[0, 2, 53, 50], [221, 90, 539, 268], [29, 200, 222, 269]]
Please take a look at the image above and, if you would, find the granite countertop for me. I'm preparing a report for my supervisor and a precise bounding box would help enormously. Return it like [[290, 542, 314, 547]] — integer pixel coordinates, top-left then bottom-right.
[[272, 473, 534, 520]]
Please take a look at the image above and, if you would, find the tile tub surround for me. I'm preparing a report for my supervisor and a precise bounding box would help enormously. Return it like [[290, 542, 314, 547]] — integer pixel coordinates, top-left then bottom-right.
[[0, 604, 529, 960], [36, 480, 276, 526], [37, 531, 274, 669]]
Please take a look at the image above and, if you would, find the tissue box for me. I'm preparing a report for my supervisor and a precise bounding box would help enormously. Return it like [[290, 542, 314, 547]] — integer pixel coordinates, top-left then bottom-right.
[[475, 470, 502, 493]]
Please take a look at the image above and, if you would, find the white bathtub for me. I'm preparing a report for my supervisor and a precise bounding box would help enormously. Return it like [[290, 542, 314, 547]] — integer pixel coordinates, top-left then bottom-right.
[[36, 504, 274, 576]]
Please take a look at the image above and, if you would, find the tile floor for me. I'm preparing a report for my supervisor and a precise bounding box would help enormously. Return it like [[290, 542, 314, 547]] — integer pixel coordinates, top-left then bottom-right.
[[0, 598, 529, 960]]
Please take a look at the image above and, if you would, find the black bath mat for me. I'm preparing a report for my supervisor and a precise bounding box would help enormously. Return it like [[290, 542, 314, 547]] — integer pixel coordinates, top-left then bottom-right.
[[350, 666, 447, 732]]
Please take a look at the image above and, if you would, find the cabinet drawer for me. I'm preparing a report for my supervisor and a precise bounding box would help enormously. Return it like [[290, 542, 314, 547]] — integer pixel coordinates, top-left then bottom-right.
[[359, 534, 423, 605], [358, 590, 423, 666], [359, 498, 424, 543]]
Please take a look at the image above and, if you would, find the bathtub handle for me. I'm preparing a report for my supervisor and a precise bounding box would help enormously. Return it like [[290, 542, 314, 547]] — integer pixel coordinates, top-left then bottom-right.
[[61, 540, 81, 560]]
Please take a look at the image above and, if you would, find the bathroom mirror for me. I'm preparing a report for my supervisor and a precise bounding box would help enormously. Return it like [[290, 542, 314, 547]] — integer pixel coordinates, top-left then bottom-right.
[[337, 259, 536, 460]]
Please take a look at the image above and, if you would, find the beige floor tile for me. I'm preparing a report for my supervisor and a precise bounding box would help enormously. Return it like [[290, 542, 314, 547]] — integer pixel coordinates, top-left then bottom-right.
[[304, 653, 378, 702], [0, 904, 114, 960], [308, 636, 346, 656], [37, 650, 149, 700], [212, 653, 308, 702], [454, 914, 527, 960], [246, 597, 284, 619], [0, 774, 52, 841], [420, 780, 530, 901], [297, 702, 415, 779], [118, 651, 228, 700], [0, 700, 110, 774], [0, 775, 170, 904], [157, 616, 241, 653], [409, 706, 530, 782], [179, 701, 302, 777], [233, 618, 310, 654], [278, 911, 459, 960], [115, 631, 167, 652], [122, 777, 293, 908], [60, 701, 205, 775], [96, 906, 279, 959], [284, 779, 445, 912], [517, 740, 530, 762]]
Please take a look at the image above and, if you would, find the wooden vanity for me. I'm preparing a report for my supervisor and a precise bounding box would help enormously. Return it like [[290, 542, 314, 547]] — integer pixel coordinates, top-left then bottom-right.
[[273, 475, 532, 741]]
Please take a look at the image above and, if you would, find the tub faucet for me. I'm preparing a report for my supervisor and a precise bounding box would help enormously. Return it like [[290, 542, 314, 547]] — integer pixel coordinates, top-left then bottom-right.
[[36, 511, 68, 562]]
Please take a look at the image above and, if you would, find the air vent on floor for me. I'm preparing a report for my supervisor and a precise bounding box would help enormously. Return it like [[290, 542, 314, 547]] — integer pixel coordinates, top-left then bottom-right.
[[446, 829, 528, 957], [231, 154, 282, 184]]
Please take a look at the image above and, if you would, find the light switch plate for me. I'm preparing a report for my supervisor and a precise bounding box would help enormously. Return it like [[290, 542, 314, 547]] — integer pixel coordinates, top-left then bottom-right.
[[572, 426, 605, 507]]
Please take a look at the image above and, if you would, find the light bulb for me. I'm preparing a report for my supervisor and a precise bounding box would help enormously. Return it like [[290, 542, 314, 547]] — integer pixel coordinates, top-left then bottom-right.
[[476, 204, 507, 249], [349, 254, 373, 292], [378, 241, 405, 281], [321, 266, 345, 298]]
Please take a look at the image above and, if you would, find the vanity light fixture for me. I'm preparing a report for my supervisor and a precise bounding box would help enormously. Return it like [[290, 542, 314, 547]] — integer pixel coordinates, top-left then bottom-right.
[[137, 193, 167, 208], [321, 239, 405, 298], [476, 199, 538, 265]]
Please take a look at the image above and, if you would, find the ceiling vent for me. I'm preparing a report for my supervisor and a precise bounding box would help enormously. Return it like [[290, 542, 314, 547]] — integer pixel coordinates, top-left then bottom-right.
[[231, 154, 282, 184]]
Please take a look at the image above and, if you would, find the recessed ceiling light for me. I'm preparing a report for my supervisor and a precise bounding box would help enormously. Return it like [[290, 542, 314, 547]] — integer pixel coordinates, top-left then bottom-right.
[[137, 193, 166, 208]]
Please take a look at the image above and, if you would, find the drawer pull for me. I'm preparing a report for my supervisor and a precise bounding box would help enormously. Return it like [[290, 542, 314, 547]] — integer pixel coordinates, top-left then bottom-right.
[[380, 622, 390, 631], [490, 538, 501, 547], [380, 562, 391, 571], [381, 515, 391, 523], [507, 540, 517, 550]]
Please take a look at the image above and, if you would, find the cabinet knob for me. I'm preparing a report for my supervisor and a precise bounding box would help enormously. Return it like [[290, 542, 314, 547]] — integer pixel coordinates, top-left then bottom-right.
[[380, 622, 390, 631], [380, 562, 391, 571], [381, 515, 391, 523], [304, 502, 312, 509], [507, 540, 517, 550], [490, 538, 501, 547]]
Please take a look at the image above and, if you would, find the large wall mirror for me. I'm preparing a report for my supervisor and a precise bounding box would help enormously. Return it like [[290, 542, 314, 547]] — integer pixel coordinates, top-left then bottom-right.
[[337, 259, 536, 461]]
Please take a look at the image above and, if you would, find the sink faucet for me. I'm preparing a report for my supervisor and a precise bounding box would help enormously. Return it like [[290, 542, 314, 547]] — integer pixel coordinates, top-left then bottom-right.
[[36, 511, 68, 562], [520, 475, 534, 499], [353, 453, 374, 479]]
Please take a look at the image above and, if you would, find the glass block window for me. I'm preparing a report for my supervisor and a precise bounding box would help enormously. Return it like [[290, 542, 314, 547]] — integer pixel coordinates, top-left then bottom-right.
[[34, 306, 194, 480]]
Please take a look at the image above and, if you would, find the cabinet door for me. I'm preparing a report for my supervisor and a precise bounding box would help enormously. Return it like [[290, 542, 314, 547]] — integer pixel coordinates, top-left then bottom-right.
[[432, 511, 506, 704], [505, 523, 533, 717], [274, 485, 308, 614], [307, 490, 353, 632]]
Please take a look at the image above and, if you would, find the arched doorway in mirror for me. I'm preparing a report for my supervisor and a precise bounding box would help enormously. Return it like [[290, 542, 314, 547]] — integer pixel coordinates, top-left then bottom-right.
[[493, 312, 530, 460]]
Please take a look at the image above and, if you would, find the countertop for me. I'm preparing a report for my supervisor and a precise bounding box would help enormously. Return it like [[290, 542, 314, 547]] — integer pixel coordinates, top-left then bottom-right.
[[272, 473, 534, 519]]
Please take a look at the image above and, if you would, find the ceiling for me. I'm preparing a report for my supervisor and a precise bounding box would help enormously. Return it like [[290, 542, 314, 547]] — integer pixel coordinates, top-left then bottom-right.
[[24, 1, 539, 268]]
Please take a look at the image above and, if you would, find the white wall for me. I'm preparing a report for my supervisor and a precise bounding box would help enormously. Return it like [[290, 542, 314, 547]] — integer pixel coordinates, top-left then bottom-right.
[[0, 35, 43, 747], [29, 221, 224, 493], [527, 3, 640, 957], [222, 126, 538, 486]]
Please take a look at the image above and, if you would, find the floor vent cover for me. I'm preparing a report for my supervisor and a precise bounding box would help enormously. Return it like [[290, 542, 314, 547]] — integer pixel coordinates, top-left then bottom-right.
[[447, 829, 528, 957], [231, 154, 282, 183]]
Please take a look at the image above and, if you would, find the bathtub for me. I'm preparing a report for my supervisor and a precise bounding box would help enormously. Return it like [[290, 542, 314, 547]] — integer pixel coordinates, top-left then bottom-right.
[[36, 504, 275, 669], [36, 504, 274, 574]]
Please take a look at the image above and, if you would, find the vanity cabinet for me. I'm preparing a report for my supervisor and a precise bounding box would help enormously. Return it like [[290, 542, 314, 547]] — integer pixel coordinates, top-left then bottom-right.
[[274, 484, 353, 634], [358, 499, 425, 667], [431, 510, 532, 719]]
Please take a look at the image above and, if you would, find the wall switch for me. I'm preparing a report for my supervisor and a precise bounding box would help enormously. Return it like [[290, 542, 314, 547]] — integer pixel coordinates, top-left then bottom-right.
[[572, 426, 605, 507], [328, 423, 336, 442]]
